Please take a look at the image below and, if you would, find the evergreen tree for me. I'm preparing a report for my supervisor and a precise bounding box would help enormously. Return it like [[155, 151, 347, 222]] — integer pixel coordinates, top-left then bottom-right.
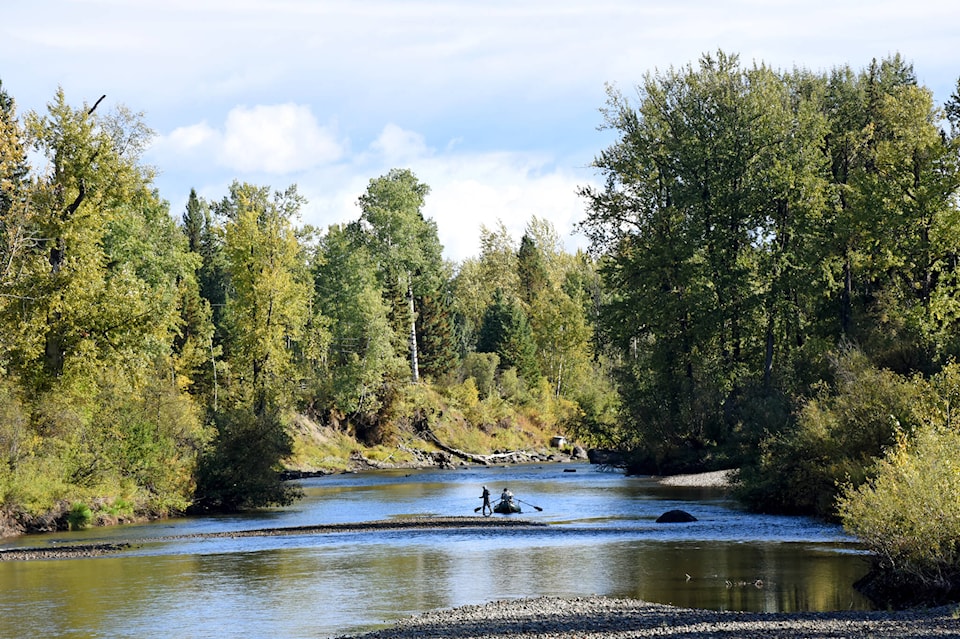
[[517, 233, 548, 304], [416, 282, 460, 381], [477, 289, 540, 385], [0, 80, 27, 220]]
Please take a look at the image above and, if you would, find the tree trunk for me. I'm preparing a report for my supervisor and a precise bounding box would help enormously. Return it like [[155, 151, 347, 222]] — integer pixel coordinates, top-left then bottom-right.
[[841, 254, 853, 336], [407, 274, 419, 383]]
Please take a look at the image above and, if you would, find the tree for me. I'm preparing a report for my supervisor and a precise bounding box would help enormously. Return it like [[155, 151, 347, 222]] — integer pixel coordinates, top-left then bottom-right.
[[177, 190, 218, 403], [451, 222, 520, 354], [356, 168, 445, 383], [415, 280, 461, 382], [517, 225, 594, 398], [0, 81, 31, 367], [477, 289, 540, 385], [0, 89, 209, 515], [4, 91, 158, 386], [217, 182, 311, 414], [193, 182, 311, 511], [579, 52, 837, 470], [0, 80, 28, 221], [517, 233, 549, 304], [312, 223, 404, 417]]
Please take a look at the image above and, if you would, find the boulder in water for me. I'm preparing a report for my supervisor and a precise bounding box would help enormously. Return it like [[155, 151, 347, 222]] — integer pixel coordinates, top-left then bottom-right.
[[655, 509, 697, 523]]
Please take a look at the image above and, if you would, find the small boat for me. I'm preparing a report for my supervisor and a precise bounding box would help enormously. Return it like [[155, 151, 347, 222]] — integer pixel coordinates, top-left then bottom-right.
[[494, 491, 521, 514], [494, 499, 521, 514]]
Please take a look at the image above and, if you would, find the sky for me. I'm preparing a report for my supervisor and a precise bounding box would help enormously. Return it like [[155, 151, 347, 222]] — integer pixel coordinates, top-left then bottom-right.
[[2, 1, 958, 262]]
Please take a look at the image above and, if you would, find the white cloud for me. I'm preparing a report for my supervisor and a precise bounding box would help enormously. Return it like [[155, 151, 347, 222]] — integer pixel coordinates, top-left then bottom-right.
[[167, 121, 218, 151], [23, 0, 956, 265], [417, 151, 593, 262], [369, 124, 430, 163], [149, 103, 345, 178], [285, 138, 594, 264], [219, 104, 344, 174]]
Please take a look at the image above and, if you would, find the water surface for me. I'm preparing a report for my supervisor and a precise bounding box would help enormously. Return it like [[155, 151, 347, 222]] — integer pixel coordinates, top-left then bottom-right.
[[0, 463, 871, 638]]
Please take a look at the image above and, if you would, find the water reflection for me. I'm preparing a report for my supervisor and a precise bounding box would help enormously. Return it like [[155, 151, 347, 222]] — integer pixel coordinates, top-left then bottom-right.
[[0, 464, 872, 638]]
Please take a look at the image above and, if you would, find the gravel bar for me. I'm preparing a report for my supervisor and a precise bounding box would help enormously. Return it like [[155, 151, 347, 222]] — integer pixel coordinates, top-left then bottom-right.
[[333, 596, 960, 639], [0, 517, 545, 561]]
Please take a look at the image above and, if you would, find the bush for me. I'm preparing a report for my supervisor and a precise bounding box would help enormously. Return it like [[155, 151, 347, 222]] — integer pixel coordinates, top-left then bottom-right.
[[67, 502, 92, 530], [737, 348, 922, 518], [837, 424, 960, 607], [193, 404, 301, 512], [463, 352, 499, 399]]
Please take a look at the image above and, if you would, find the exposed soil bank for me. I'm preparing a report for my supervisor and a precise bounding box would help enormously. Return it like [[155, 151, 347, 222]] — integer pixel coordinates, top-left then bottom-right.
[[332, 595, 960, 639]]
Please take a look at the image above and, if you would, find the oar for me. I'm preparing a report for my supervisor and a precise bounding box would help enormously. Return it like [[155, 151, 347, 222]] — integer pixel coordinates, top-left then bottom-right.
[[474, 500, 495, 513], [517, 499, 543, 512]]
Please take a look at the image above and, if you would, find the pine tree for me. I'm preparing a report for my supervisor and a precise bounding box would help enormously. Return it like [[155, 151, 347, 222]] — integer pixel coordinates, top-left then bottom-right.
[[477, 289, 540, 384], [416, 284, 460, 381]]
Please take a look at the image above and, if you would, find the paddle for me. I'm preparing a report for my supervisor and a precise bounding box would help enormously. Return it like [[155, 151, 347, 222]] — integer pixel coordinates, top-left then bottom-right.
[[516, 499, 543, 512]]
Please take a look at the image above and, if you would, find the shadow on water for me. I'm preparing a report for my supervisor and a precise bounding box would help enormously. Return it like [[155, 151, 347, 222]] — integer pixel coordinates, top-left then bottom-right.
[[0, 463, 873, 638]]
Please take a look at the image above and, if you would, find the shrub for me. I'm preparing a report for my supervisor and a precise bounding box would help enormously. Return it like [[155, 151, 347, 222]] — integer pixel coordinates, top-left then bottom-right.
[[193, 404, 301, 512], [67, 502, 92, 530], [737, 348, 922, 518], [463, 352, 499, 399], [837, 425, 960, 607]]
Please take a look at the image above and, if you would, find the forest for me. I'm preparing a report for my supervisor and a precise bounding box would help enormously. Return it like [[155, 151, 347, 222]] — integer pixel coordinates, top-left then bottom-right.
[[2, 51, 960, 602]]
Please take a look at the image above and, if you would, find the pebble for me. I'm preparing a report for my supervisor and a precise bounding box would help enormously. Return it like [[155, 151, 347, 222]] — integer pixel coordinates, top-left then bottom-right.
[[333, 595, 960, 639]]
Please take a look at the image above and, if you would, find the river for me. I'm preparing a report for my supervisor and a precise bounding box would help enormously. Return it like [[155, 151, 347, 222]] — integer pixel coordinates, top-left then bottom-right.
[[0, 463, 872, 638]]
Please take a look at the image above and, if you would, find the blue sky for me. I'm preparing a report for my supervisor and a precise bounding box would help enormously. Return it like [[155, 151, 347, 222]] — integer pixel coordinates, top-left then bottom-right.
[[2, 1, 957, 261]]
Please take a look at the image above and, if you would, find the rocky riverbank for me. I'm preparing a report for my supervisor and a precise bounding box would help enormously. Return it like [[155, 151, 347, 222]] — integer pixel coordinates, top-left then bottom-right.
[[333, 595, 960, 639]]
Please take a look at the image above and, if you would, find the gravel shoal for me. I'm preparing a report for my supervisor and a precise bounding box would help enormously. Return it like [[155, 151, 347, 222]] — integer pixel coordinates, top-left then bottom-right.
[[0, 542, 131, 561], [656, 470, 734, 487], [0, 517, 544, 561], [334, 595, 960, 639]]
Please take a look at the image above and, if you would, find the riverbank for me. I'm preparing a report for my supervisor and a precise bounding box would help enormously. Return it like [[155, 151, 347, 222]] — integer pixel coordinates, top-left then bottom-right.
[[333, 595, 960, 639]]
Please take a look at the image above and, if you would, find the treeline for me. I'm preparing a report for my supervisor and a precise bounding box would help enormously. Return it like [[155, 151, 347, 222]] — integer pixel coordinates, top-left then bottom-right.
[[581, 52, 960, 604], [0, 83, 616, 523]]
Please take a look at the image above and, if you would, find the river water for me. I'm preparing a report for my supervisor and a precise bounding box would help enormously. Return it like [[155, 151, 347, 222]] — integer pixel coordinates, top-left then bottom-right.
[[0, 463, 872, 638]]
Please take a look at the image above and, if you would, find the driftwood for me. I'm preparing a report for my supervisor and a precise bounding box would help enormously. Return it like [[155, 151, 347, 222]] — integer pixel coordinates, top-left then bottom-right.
[[417, 429, 544, 466]]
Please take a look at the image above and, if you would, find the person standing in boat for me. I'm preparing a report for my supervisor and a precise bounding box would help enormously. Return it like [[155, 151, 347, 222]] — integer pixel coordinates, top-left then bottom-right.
[[480, 485, 492, 516]]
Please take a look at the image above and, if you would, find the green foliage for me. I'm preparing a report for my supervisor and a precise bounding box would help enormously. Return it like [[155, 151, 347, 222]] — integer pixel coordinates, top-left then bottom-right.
[[356, 168, 445, 383], [477, 289, 540, 384], [737, 348, 922, 517], [0, 88, 213, 522], [581, 50, 960, 496], [561, 358, 622, 449], [517, 233, 549, 304], [67, 502, 92, 530], [416, 285, 461, 382], [463, 352, 499, 399], [498, 367, 527, 403], [218, 182, 312, 413], [194, 404, 301, 511], [838, 423, 960, 606], [0, 85, 619, 530], [311, 223, 404, 417]]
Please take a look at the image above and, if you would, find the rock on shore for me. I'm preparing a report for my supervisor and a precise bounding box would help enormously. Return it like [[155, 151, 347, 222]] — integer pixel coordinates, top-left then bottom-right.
[[334, 595, 959, 639]]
